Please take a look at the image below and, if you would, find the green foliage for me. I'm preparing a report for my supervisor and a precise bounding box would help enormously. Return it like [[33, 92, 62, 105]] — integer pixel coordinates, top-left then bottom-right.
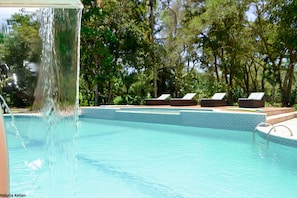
[[0, 33, 4, 44], [80, 0, 151, 105], [77, 0, 297, 107], [1, 11, 41, 107], [0, 0, 294, 108], [112, 94, 142, 105]]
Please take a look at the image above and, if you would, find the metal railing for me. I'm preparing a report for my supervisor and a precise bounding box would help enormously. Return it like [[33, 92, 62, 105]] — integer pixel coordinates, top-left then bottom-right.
[[254, 122, 294, 146], [266, 125, 293, 145]]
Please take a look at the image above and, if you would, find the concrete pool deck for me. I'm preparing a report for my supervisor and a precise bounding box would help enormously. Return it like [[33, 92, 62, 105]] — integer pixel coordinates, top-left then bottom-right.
[[255, 118, 297, 139]]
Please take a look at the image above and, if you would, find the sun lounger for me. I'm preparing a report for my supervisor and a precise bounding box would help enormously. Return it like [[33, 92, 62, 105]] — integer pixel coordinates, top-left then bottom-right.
[[144, 94, 171, 105], [170, 93, 197, 106], [238, 92, 265, 108], [200, 93, 227, 107]]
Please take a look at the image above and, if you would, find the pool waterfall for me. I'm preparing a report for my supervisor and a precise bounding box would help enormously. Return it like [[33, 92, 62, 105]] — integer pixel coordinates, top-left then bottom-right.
[[0, 1, 83, 197]]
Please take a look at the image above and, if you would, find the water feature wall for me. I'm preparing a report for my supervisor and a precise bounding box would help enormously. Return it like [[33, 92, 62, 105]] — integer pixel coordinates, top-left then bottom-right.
[[0, 0, 83, 116], [0, 1, 83, 197], [35, 8, 81, 120]]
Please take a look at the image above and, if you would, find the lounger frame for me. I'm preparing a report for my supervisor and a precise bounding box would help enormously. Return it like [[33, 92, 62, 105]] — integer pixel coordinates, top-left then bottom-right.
[[200, 93, 227, 107], [145, 94, 171, 105], [170, 93, 197, 106], [238, 92, 265, 108]]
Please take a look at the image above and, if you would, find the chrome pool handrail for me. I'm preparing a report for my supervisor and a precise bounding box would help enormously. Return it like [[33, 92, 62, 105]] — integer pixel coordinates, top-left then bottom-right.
[[266, 124, 293, 145], [254, 122, 294, 145]]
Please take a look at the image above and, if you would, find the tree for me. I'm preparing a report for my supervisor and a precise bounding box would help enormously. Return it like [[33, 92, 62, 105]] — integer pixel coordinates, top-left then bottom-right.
[[269, 0, 297, 106], [2, 11, 41, 107], [178, 0, 254, 102], [80, 0, 151, 105], [251, 0, 297, 106], [77, 0, 297, 106]]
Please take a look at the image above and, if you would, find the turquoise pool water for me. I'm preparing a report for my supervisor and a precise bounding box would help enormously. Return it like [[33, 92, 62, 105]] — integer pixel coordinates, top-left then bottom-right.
[[5, 116, 297, 198]]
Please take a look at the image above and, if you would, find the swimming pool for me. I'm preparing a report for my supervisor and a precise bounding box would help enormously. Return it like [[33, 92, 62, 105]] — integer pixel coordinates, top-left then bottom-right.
[[5, 115, 297, 197]]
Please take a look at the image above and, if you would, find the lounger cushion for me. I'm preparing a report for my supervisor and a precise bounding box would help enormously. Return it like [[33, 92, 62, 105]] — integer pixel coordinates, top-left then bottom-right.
[[182, 93, 196, 100], [211, 93, 226, 100], [247, 92, 264, 100], [200, 93, 227, 107], [170, 93, 197, 106], [157, 94, 171, 100]]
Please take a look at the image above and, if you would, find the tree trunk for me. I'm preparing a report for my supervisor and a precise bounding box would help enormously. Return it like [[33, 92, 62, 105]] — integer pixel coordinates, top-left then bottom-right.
[[94, 84, 98, 106], [107, 80, 113, 104], [243, 65, 249, 93], [149, 0, 157, 98], [261, 67, 266, 96], [213, 53, 220, 82], [281, 62, 294, 107]]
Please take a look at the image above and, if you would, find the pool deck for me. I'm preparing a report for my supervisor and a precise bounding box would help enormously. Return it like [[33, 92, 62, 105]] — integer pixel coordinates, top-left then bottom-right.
[[255, 118, 297, 140]]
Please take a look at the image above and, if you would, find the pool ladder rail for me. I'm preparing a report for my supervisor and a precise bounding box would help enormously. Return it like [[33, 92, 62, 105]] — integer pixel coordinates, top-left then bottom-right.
[[254, 122, 294, 145]]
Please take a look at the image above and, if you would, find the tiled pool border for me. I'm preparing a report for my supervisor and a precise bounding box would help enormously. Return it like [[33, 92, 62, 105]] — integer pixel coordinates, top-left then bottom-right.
[[81, 107, 266, 132], [5, 107, 296, 147], [255, 129, 297, 148]]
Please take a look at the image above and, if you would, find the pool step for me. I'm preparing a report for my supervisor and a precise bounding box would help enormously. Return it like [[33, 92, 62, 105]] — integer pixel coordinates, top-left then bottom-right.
[[266, 111, 297, 124], [264, 107, 295, 116]]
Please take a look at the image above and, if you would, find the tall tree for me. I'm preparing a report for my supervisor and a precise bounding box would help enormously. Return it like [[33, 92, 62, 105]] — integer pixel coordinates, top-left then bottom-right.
[[179, 0, 253, 102], [80, 0, 151, 105], [149, 0, 158, 97], [269, 0, 297, 106], [251, 0, 297, 106]]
